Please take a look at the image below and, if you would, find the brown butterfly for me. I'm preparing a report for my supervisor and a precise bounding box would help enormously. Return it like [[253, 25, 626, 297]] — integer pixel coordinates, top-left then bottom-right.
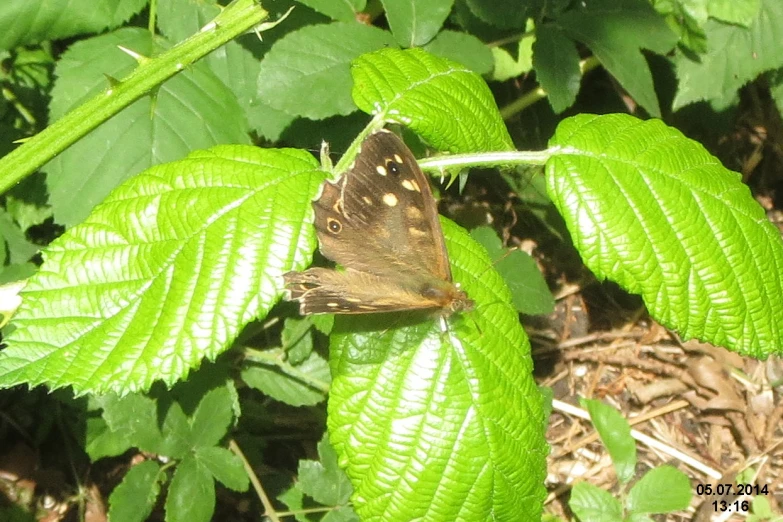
[[284, 130, 473, 316]]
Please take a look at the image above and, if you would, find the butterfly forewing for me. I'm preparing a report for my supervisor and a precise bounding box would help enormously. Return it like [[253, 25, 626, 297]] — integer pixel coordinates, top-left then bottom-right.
[[313, 131, 452, 281], [284, 130, 473, 315]]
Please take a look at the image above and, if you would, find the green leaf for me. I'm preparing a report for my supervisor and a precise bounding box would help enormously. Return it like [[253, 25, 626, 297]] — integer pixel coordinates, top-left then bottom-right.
[[581, 399, 636, 484], [546, 114, 783, 358], [157, 0, 221, 43], [533, 24, 582, 113], [464, 0, 528, 29], [157, 0, 324, 142], [352, 48, 513, 152], [311, 314, 335, 335], [0, 264, 37, 286], [282, 317, 315, 365], [4, 173, 52, 232], [626, 466, 691, 514], [655, 0, 708, 54], [469, 226, 554, 315], [627, 514, 655, 522], [85, 416, 134, 460], [569, 481, 624, 522], [277, 483, 314, 522], [98, 388, 224, 459], [322, 506, 360, 522], [107, 460, 163, 522], [98, 393, 167, 454], [195, 446, 249, 492], [736, 467, 757, 484], [0, 507, 34, 522], [189, 387, 234, 448], [46, 27, 251, 226], [295, 0, 367, 21], [0, 0, 147, 49], [5, 46, 55, 96], [257, 22, 396, 120], [298, 436, 353, 506], [0, 146, 324, 395], [0, 264, 37, 287], [159, 401, 193, 459], [673, 0, 783, 110], [557, 0, 677, 117], [0, 209, 38, 265], [749, 496, 780, 521], [242, 350, 330, 407], [328, 219, 547, 521], [165, 456, 216, 522], [250, 100, 298, 142], [708, 0, 760, 26], [490, 31, 534, 82], [423, 30, 493, 75], [770, 69, 783, 120], [381, 0, 453, 47]]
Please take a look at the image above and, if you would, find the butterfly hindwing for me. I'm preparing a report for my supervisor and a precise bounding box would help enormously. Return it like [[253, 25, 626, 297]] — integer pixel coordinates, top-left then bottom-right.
[[284, 268, 451, 314]]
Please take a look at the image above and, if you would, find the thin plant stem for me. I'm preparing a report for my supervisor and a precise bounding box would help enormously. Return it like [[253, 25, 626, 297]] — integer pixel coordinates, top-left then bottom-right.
[[229, 439, 281, 522]]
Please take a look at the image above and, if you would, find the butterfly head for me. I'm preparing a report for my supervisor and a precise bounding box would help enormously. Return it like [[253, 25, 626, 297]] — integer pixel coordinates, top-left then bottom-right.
[[418, 280, 474, 316], [449, 289, 474, 315]]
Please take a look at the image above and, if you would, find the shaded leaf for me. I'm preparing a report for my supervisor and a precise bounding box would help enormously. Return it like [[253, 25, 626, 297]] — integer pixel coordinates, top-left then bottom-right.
[[464, 0, 527, 29], [558, 0, 677, 117], [424, 30, 493, 75], [282, 317, 315, 365], [195, 446, 249, 492], [298, 436, 352, 506], [98, 393, 166, 455], [470, 226, 554, 315], [381, 0, 453, 47], [190, 387, 234, 448], [107, 460, 163, 522], [295, 0, 367, 21], [242, 350, 330, 407], [533, 24, 581, 113], [165, 456, 215, 522], [673, 0, 783, 109], [85, 416, 134, 460], [46, 27, 250, 226], [0, 0, 147, 49], [257, 22, 396, 120], [490, 33, 534, 82], [708, 0, 760, 27]]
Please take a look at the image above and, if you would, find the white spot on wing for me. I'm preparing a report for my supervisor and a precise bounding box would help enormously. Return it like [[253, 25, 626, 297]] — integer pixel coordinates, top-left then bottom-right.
[[382, 193, 399, 207], [401, 179, 421, 192]]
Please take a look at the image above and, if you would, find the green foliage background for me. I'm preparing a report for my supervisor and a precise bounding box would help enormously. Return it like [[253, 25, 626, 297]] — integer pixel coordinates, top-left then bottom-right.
[[0, 0, 781, 520]]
